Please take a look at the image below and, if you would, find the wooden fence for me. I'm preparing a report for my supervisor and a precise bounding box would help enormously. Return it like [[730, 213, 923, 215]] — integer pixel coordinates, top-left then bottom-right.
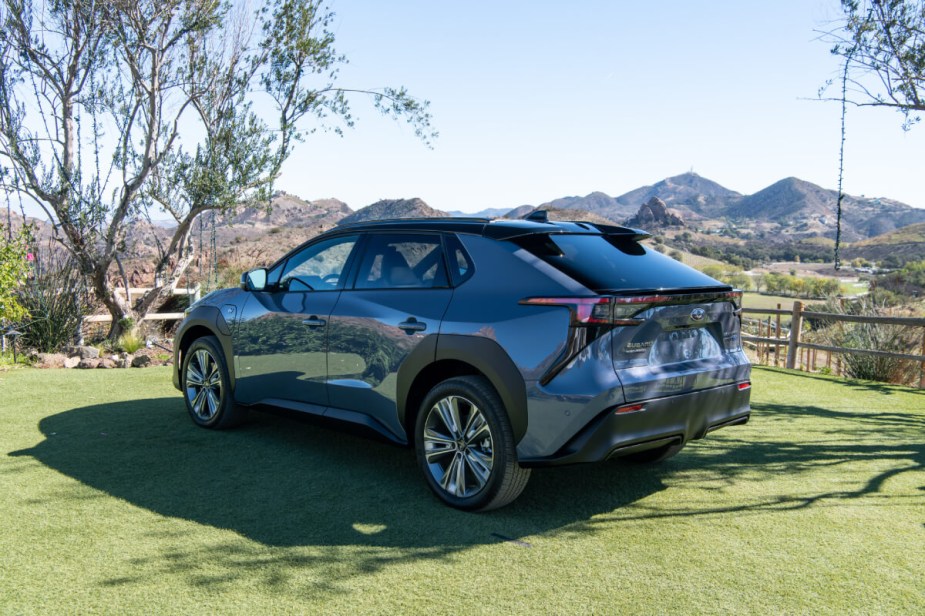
[[741, 301, 925, 389], [78, 285, 200, 339]]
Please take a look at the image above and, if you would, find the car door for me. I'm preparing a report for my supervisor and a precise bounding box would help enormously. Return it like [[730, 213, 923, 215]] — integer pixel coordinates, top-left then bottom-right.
[[233, 234, 360, 409], [326, 232, 453, 440]]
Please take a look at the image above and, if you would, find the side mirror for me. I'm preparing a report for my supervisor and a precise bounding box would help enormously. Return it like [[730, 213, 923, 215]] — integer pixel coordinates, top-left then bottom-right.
[[241, 268, 268, 291]]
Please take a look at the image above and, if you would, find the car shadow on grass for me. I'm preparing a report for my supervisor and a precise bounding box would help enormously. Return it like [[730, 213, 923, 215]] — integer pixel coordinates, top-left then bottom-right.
[[9, 395, 925, 595], [9, 397, 671, 550]]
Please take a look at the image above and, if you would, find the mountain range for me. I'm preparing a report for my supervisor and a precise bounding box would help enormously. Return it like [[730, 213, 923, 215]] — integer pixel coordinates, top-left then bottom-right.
[[11, 173, 924, 276], [470, 173, 925, 243]]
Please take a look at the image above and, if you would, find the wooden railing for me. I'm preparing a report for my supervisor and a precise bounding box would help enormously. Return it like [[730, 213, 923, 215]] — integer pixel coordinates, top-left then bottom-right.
[[741, 301, 925, 389], [78, 285, 200, 339]]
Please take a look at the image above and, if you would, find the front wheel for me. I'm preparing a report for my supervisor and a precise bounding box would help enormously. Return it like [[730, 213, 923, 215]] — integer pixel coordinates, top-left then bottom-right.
[[415, 376, 530, 511], [181, 335, 247, 429]]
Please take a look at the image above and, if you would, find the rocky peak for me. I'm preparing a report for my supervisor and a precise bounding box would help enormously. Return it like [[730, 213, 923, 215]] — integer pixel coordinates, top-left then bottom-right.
[[626, 197, 684, 228]]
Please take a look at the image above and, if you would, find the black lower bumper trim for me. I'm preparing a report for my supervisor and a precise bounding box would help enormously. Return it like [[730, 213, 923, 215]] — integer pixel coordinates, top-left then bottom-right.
[[520, 384, 751, 467]]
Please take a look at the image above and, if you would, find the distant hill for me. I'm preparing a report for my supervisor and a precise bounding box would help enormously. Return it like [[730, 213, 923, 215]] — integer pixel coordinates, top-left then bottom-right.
[[222, 192, 351, 230], [447, 207, 511, 218], [510, 206, 620, 226], [726, 177, 925, 241], [503, 205, 535, 219], [615, 172, 742, 218], [730, 177, 832, 220], [337, 198, 449, 226], [535, 191, 634, 221], [845, 222, 925, 263]]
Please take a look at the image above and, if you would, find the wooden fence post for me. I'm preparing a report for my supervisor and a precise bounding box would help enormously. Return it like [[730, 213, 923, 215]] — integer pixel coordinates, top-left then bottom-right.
[[786, 301, 803, 370], [919, 329, 925, 389], [774, 304, 782, 367]]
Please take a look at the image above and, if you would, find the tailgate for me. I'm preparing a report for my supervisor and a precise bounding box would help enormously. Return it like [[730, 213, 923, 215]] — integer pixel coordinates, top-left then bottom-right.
[[611, 293, 749, 402]]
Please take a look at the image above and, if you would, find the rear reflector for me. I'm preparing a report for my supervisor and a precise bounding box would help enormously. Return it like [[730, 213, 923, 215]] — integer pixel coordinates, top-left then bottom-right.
[[738, 381, 751, 391], [615, 403, 646, 414]]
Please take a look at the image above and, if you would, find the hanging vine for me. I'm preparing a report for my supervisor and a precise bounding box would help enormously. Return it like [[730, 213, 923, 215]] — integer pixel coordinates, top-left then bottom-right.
[[834, 56, 850, 271]]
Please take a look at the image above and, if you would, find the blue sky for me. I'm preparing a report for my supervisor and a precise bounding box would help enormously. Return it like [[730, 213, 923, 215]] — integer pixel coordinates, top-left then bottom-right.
[[275, 0, 924, 213]]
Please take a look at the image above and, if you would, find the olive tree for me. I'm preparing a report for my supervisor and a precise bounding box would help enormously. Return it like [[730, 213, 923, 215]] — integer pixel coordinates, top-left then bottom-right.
[[829, 0, 925, 129], [0, 0, 434, 338]]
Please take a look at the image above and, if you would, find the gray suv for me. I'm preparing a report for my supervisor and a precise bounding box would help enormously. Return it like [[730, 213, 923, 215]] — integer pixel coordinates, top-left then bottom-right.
[[173, 216, 751, 510]]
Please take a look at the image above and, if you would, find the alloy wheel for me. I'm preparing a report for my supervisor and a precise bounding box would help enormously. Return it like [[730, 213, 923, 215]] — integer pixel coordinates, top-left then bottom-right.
[[422, 395, 495, 498], [185, 349, 223, 421]]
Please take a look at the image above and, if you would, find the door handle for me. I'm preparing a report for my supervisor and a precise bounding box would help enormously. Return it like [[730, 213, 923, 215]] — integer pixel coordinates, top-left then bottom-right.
[[398, 318, 427, 334], [302, 317, 326, 327]]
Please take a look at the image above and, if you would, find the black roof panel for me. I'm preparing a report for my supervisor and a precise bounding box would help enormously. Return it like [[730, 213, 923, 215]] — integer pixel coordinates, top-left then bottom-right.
[[334, 217, 651, 241]]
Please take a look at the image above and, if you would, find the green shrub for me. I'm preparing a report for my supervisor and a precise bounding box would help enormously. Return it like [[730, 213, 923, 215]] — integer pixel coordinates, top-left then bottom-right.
[[117, 333, 145, 354], [816, 297, 919, 385], [18, 251, 90, 353]]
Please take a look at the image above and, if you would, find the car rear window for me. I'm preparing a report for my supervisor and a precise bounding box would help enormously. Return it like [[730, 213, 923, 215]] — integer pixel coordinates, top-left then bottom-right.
[[513, 233, 728, 293]]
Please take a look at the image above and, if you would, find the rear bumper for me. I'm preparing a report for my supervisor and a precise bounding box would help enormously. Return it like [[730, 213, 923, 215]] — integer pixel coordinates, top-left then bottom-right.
[[519, 382, 751, 467]]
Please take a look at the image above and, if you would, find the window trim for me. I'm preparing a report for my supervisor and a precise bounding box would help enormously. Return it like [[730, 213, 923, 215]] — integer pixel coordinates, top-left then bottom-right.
[[443, 232, 475, 287], [344, 231, 453, 291], [268, 233, 361, 293]]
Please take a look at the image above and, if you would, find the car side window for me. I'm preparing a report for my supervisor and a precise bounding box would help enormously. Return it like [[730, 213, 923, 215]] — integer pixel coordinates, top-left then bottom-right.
[[277, 234, 359, 292], [444, 234, 474, 286], [354, 233, 448, 290]]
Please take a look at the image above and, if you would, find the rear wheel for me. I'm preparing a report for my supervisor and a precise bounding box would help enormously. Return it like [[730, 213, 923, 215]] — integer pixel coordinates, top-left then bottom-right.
[[622, 441, 685, 463], [182, 336, 247, 429], [415, 376, 530, 511]]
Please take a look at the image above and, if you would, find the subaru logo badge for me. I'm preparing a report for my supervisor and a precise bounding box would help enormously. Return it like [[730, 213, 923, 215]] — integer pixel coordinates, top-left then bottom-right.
[[690, 308, 705, 321]]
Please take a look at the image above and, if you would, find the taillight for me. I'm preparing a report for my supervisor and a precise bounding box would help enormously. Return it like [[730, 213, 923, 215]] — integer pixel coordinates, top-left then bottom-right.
[[521, 290, 744, 326], [737, 381, 751, 391], [520, 297, 645, 327]]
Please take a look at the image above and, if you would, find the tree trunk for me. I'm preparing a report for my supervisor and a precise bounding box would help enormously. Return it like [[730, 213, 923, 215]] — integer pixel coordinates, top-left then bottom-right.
[[91, 266, 135, 340], [134, 249, 197, 319]]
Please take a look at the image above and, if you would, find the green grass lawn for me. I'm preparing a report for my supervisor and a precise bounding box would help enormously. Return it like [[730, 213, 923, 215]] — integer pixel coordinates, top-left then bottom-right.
[[1, 366, 923, 614]]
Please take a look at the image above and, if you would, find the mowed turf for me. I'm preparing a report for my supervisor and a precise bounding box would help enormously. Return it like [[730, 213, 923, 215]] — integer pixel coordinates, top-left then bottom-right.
[[1, 366, 922, 614]]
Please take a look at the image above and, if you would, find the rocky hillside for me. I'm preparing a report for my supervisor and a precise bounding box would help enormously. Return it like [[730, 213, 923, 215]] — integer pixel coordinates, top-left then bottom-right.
[[614, 172, 743, 218], [726, 177, 925, 241], [337, 198, 449, 226]]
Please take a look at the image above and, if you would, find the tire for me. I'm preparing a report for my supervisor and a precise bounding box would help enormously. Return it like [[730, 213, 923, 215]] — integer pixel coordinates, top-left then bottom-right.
[[622, 441, 685, 464], [181, 335, 247, 429], [415, 376, 531, 511]]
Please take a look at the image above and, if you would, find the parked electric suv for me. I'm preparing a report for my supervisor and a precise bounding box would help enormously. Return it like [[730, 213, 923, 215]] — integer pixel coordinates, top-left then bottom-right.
[[173, 215, 751, 510]]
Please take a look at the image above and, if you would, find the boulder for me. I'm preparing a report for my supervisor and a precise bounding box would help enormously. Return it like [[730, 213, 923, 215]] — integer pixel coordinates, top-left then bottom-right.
[[64, 345, 100, 359], [131, 355, 152, 368], [97, 358, 117, 369], [63, 356, 81, 369], [121, 355, 134, 369], [78, 358, 101, 369], [35, 353, 67, 369]]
